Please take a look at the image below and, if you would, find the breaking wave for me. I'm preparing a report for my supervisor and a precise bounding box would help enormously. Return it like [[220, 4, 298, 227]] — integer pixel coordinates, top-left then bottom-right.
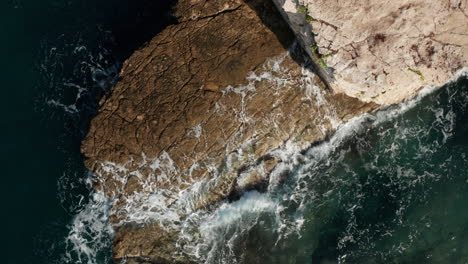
[[49, 33, 468, 264], [62, 191, 113, 264], [190, 69, 468, 263]]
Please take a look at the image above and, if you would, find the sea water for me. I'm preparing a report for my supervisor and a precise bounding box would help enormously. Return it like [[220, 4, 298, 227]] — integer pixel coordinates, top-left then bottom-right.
[[0, 0, 173, 263], [1, 0, 467, 263]]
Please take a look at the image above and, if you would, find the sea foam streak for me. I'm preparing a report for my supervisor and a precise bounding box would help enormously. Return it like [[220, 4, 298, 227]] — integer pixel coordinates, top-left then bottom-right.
[[61, 46, 467, 264], [190, 68, 468, 263], [63, 192, 113, 264]]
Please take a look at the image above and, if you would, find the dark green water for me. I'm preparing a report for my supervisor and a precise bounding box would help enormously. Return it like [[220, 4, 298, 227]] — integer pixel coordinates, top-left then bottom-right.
[[0, 0, 173, 263], [1, 0, 467, 263]]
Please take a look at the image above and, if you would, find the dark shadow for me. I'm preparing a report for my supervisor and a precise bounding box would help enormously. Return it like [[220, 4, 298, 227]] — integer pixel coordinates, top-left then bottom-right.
[[244, 0, 297, 50], [95, 0, 178, 59], [70, 0, 178, 139], [35, 0, 178, 167], [244, 0, 308, 64], [243, 0, 333, 89]]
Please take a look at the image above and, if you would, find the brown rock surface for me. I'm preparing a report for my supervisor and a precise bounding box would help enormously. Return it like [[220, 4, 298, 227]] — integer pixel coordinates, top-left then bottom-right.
[[81, 0, 376, 262]]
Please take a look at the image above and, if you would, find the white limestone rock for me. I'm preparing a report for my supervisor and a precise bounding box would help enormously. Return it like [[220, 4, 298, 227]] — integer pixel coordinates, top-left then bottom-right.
[[274, 0, 468, 104]]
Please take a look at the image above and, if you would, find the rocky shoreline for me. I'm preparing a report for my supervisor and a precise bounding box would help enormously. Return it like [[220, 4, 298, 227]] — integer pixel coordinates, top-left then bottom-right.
[[81, 0, 467, 263]]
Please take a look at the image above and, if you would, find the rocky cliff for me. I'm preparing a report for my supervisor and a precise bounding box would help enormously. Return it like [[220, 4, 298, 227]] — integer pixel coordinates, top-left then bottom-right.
[[81, 0, 466, 263], [273, 0, 468, 104]]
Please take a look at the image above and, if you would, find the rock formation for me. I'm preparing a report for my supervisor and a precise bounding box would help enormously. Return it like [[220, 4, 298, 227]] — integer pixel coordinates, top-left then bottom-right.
[[81, 0, 375, 262], [81, 0, 467, 263], [273, 0, 468, 104]]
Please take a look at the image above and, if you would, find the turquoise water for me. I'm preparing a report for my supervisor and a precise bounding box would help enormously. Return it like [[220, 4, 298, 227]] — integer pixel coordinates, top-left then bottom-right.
[[1, 0, 467, 263]]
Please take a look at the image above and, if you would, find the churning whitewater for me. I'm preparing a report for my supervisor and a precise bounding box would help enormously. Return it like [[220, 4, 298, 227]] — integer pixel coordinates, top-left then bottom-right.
[[59, 49, 468, 264]]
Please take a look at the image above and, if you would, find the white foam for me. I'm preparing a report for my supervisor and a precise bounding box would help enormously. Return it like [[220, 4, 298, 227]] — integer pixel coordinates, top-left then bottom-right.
[[64, 54, 467, 263], [201, 191, 276, 230], [195, 191, 278, 262], [189, 124, 203, 139], [46, 99, 79, 114], [151, 64, 468, 262], [209, 67, 468, 251], [63, 192, 113, 264]]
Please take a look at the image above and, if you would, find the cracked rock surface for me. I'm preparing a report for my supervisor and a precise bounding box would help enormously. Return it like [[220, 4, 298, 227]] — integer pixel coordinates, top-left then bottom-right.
[[274, 0, 468, 104], [81, 0, 376, 263]]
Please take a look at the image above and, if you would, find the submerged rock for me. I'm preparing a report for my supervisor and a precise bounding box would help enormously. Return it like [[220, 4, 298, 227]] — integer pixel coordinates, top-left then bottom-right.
[[81, 0, 378, 263], [273, 0, 468, 104]]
